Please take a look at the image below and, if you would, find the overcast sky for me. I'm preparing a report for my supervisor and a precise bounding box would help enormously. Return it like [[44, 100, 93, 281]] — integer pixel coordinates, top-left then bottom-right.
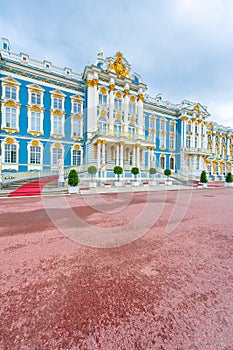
[[1, 0, 233, 127]]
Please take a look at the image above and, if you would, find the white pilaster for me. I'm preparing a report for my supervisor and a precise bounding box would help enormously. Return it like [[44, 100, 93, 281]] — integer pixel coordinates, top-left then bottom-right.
[[97, 141, 101, 168], [137, 91, 144, 135], [102, 141, 105, 166], [109, 82, 114, 131], [120, 142, 124, 168], [116, 143, 120, 166], [136, 145, 140, 167], [132, 145, 136, 166]]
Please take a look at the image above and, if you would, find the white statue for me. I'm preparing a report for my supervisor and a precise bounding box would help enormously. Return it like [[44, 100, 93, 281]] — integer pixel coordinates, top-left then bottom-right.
[[58, 157, 64, 187]]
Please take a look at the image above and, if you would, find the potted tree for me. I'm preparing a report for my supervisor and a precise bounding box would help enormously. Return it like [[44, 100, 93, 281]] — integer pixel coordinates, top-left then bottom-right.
[[149, 167, 157, 186], [200, 170, 208, 188], [114, 166, 123, 186], [224, 172, 233, 187], [88, 166, 97, 188], [164, 169, 172, 185], [68, 169, 79, 194], [131, 167, 140, 186]]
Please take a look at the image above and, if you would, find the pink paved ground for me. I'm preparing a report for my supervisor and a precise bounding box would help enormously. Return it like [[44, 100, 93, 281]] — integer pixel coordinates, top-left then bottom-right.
[[0, 188, 233, 349]]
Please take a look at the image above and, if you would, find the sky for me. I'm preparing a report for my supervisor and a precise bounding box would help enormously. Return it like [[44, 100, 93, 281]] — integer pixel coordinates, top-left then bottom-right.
[[1, 0, 233, 128]]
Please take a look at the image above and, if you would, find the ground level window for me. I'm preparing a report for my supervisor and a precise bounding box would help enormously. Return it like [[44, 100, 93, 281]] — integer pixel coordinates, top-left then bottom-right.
[[72, 149, 81, 166], [52, 148, 62, 165], [4, 143, 17, 163], [160, 156, 165, 169], [30, 146, 41, 164]]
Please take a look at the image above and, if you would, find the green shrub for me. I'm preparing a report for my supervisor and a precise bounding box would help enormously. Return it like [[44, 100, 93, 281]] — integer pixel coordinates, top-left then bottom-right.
[[225, 172, 233, 183], [114, 166, 123, 181], [131, 167, 139, 180], [200, 170, 208, 183], [68, 169, 79, 186], [88, 166, 97, 181], [164, 169, 171, 177], [149, 168, 156, 177]]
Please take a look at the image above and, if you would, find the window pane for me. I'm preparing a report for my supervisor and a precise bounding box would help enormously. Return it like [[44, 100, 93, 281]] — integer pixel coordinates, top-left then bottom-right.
[[72, 150, 81, 166]]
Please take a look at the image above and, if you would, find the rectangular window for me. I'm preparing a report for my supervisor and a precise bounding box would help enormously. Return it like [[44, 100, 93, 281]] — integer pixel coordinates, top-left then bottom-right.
[[186, 123, 191, 133], [170, 135, 175, 149], [4, 144, 17, 163], [31, 111, 41, 131], [195, 136, 198, 148], [52, 148, 62, 165], [160, 120, 166, 131], [72, 150, 81, 166], [53, 98, 63, 110], [30, 146, 41, 164], [160, 133, 166, 148], [186, 136, 191, 148], [72, 119, 81, 137], [99, 94, 107, 106], [114, 98, 122, 110], [31, 93, 41, 105], [5, 107, 17, 128], [5, 86, 17, 100], [149, 119, 155, 129], [129, 101, 136, 114], [73, 102, 82, 114], [195, 125, 198, 134], [53, 115, 62, 135], [170, 123, 175, 133]]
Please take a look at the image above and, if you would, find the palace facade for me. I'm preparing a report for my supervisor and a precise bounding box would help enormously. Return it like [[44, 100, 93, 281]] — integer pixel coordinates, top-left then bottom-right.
[[0, 37, 232, 179]]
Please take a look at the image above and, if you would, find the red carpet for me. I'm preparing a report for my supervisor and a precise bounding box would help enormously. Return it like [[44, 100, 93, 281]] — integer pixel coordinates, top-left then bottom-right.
[[8, 176, 58, 197]]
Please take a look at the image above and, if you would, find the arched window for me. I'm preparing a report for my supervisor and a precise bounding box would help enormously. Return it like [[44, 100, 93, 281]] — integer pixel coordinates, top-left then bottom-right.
[[98, 117, 107, 134], [170, 157, 174, 170], [160, 156, 165, 169]]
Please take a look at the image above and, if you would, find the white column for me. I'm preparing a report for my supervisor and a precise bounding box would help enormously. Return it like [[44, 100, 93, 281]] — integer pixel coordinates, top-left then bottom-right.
[[203, 124, 207, 150], [227, 137, 230, 156], [181, 120, 184, 148], [182, 119, 187, 148], [102, 141, 105, 166], [109, 83, 114, 132], [97, 141, 101, 168], [212, 135, 216, 154], [120, 142, 124, 168], [137, 92, 144, 135], [198, 123, 202, 149], [191, 122, 195, 148], [147, 147, 151, 169], [132, 145, 136, 166], [86, 79, 95, 135], [136, 145, 140, 167], [116, 143, 120, 166], [124, 87, 129, 133]]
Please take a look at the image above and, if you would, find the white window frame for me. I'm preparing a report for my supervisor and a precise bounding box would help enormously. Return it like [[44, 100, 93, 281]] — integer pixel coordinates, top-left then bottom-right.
[[5, 86, 17, 100], [53, 97, 63, 110], [28, 111, 43, 133], [73, 101, 82, 114], [29, 145, 42, 165], [149, 119, 155, 129], [169, 135, 175, 149], [51, 114, 64, 136], [71, 118, 83, 138], [129, 101, 136, 114], [159, 133, 166, 148], [170, 122, 175, 133], [99, 94, 107, 107], [114, 98, 122, 111], [51, 145, 64, 166], [4, 143, 17, 163], [71, 148, 83, 166], [160, 120, 166, 132], [31, 92, 42, 106]]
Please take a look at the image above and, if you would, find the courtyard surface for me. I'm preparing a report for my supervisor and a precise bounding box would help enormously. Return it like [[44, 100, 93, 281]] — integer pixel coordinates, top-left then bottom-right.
[[0, 188, 233, 349]]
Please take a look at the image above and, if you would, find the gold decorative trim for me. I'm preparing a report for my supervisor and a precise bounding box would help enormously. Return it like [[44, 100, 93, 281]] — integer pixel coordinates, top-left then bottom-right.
[[116, 91, 122, 99], [100, 109, 107, 116], [100, 87, 107, 94], [2, 127, 18, 133], [27, 131, 43, 137], [138, 94, 144, 102], [74, 144, 81, 150], [5, 137, 15, 144], [109, 84, 115, 92], [5, 100, 17, 107], [124, 89, 130, 96], [51, 134, 64, 139], [31, 140, 40, 147], [108, 51, 130, 78], [54, 142, 62, 148]]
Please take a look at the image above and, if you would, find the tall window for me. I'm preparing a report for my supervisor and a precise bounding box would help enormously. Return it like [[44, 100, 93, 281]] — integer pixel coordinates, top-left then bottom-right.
[[160, 120, 166, 131], [186, 123, 191, 132], [159, 133, 166, 148], [72, 119, 82, 137], [149, 119, 155, 129], [195, 125, 198, 134], [52, 148, 62, 165], [4, 144, 17, 163], [160, 156, 165, 169], [99, 94, 107, 106], [30, 146, 41, 164], [128, 123, 135, 136], [170, 157, 174, 170], [53, 115, 62, 135], [53, 98, 63, 110], [170, 123, 175, 133], [114, 120, 122, 134], [5, 86, 16, 100], [5, 107, 17, 128], [129, 101, 136, 114], [72, 149, 81, 166], [114, 98, 122, 110], [186, 136, 191, 148], [169, 135, 175, 149], [31, 93, 41, 106], [73, 102, 82, 113], [98, 117, 107, 134], [31, 112, 41, 132], [195, 136, 198, 148]]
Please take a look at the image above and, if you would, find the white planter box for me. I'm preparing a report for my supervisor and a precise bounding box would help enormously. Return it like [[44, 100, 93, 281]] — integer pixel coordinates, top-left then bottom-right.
[[165, 181, 172, 186], [224, 182, 233, 187], [124, 182, 131, 187], [68, 185, 79, 194], [199, 183, 207, 188], [133, 181, 140, 187], [80, 188, 91, 194], [104, 184, 111, 188], [115, 182, 123, 187], [89, 182, 97, 188], [149, 180, 157, 186]]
